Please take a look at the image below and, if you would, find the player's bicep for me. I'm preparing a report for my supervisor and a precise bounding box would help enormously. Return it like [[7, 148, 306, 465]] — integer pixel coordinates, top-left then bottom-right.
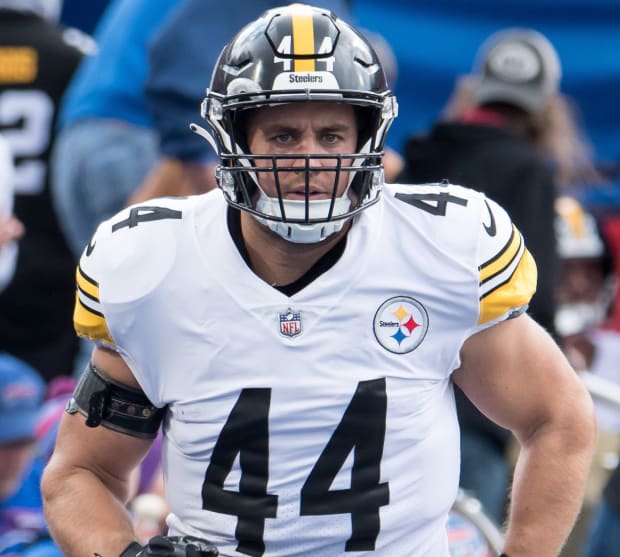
[[48, 398, 153, 503], [47, 347, 154, 502], [453, 313, 580, 440], [91, 345, 141, 389]]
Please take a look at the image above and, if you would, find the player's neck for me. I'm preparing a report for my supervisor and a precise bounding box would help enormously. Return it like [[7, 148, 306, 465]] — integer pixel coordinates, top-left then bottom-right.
[[240, 211, 350, 287]]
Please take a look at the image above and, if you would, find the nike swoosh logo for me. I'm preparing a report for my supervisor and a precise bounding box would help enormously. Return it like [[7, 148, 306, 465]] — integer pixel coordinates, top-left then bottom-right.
[[483, 200, 497, 237], [85, 238, 96, 256]]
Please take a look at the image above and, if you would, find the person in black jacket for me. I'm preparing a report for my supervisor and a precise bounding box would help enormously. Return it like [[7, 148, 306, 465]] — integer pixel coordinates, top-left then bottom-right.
[[0, 0, 94, 382], [396, 27, 601, 525]]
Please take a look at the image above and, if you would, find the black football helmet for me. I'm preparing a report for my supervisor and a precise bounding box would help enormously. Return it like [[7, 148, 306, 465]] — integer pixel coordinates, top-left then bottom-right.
[[192, 4, 398, 242]]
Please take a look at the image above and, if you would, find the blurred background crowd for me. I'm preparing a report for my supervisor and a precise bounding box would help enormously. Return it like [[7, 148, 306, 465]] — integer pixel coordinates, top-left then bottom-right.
[[1, 1, 620, 556]]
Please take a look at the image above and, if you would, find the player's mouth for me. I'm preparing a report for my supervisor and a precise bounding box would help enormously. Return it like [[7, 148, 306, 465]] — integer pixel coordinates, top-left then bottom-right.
[[285, 186, 332, 200]]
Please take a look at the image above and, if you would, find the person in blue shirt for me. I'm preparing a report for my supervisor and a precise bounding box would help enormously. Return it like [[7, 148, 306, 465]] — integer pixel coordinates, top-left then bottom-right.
[[0, 353, 61, 557], [50, 0, 182, 261]]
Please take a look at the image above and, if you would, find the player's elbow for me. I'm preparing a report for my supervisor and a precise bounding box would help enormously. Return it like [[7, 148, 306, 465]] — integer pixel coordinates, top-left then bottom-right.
[[568, 380, 598, 456], [541, 378, 597, 459], [41, 455, 71, 511], [520, 374, 597, 460]]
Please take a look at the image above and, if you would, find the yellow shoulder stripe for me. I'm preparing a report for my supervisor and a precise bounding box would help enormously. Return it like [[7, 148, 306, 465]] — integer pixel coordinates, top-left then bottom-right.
[[76, 264, 99, 300], [73, 265, 114, 345], [479, 224, 521, 283], [479, 248, 537, 325]]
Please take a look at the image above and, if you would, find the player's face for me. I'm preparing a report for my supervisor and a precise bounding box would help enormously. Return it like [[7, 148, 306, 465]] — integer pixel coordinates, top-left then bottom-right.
[[245, 102, 358, 201], [556, 258, 605, 304]]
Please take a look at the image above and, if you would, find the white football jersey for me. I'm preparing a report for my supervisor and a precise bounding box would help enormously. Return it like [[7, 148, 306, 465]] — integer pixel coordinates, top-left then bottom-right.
[[74, 182, 536, 557]]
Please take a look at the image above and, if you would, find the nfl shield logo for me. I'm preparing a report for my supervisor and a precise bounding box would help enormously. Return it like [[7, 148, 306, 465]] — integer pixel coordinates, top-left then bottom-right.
[[279, 309, 302, 337]]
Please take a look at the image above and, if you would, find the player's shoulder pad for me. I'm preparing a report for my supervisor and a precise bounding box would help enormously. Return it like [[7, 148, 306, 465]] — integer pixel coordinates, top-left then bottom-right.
[[75, 198, 190, 343], [78, 198, 188, 301]]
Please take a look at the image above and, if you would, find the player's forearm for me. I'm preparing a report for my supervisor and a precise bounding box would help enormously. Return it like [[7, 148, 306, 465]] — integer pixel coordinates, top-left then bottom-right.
[[502, 394, 596, 556], [42, 463, 137, 557]]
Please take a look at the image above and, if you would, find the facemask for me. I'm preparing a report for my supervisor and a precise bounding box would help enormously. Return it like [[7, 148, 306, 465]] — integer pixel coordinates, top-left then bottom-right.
[[254, 189, 352, 244]]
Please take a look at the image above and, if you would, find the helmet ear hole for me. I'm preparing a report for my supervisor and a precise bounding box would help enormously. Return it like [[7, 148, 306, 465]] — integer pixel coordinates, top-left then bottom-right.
[[232, 108, 258, 154], [354, 106, 381, 152]]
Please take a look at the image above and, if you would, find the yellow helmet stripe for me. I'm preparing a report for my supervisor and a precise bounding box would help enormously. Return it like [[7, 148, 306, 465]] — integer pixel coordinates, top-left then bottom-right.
[[292, 10, 315, 71]]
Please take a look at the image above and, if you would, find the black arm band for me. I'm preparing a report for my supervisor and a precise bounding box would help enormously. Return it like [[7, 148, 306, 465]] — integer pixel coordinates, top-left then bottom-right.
[[66, 362, 165, 439], [119, 542, 143, 557]]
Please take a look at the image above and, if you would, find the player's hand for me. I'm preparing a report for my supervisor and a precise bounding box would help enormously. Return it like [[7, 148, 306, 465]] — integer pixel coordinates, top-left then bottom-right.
[[0, 215, 24, 247], [120, 535, 218, 557]]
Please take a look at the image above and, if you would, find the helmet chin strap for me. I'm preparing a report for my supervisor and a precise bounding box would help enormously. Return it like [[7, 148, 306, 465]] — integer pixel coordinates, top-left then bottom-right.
[[254, 190, 352, 244]]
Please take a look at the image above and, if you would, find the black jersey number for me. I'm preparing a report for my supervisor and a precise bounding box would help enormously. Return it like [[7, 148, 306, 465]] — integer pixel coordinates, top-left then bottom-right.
[[395, 191, 468, 215], [201, 378, 389, 557], [111, 205, 182, 231]]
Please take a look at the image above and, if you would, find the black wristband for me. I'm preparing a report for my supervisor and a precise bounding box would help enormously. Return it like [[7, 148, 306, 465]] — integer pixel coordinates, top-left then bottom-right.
[[119, 542, 143, 557], [499, 554, 509, 557]]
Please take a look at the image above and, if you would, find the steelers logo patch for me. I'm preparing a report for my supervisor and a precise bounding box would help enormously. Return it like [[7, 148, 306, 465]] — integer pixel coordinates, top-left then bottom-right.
[[373, 296, 429, 354]]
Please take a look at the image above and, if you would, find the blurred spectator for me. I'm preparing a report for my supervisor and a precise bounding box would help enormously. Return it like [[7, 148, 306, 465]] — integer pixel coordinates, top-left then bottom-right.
[[0, 1, 93, 382], [603, 218, 620, 337], [395, 27, 603, 332], [0, 352, 62, 557], [128, 0, 353, 205], [0, 358, 162, 556], [554, 196, 617, 371], [50, 0, 181, 261], [394, 27, 600, 525], [33, 376, 76, 465], [0, 134, 22, 292], [586, 464, 620, 557], [49, 0, 183, 380], [553, 196, 620, 557]]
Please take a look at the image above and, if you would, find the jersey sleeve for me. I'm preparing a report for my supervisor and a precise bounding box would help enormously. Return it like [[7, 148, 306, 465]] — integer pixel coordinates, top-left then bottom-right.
[[476, 195, 537, 330], [73, 201, 185, 348], [74, 222, 116, 347]]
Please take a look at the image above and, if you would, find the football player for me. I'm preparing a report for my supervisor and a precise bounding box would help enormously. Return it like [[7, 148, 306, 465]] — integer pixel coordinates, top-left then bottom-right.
[[42, 5, 596, 557]]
